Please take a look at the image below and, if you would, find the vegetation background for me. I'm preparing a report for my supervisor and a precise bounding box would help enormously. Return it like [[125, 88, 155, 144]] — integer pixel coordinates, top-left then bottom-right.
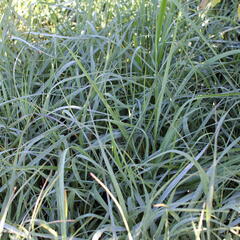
[[0, 0, 240, 239]]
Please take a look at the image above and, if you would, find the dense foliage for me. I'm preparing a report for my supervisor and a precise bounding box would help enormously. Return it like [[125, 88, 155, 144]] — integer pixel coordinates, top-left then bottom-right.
[[0, 0, 240, 239]]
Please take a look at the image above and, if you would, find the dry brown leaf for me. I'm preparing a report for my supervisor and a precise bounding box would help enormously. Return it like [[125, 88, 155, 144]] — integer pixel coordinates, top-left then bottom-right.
[[199, 0, 222, 9], [199, 0, 209, 10]]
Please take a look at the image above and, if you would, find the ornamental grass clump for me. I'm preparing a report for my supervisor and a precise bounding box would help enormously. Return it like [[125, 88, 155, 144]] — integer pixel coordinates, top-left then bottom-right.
[[0, 0, 240, 239]]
